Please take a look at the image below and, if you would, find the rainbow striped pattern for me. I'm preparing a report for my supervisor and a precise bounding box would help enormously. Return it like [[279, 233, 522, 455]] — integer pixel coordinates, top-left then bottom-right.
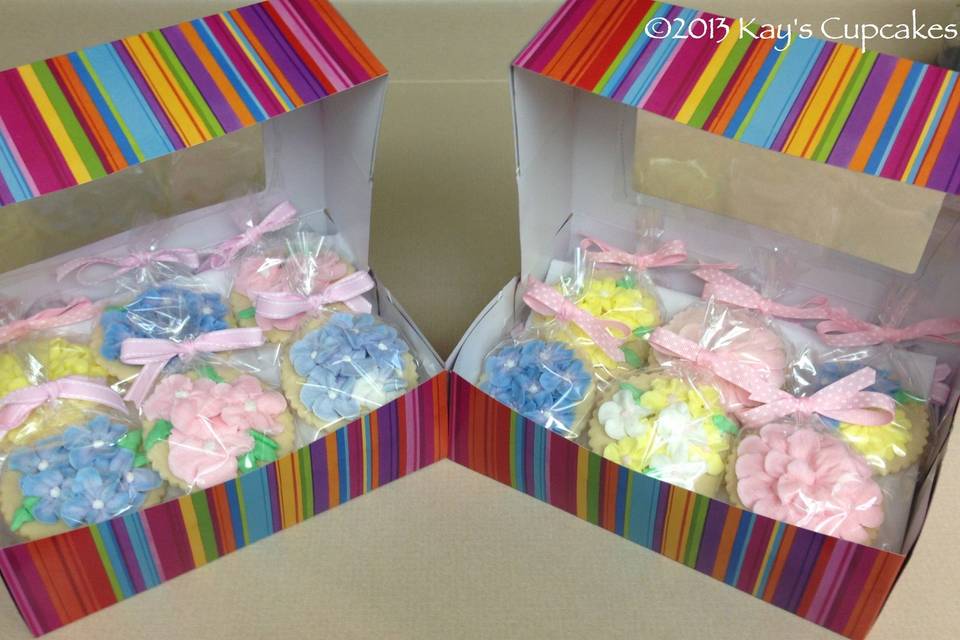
[[516, 0, 960, 195], [0, 374, 448, 636], [450, 375, 905, 640], [0, 0, 386, 207]]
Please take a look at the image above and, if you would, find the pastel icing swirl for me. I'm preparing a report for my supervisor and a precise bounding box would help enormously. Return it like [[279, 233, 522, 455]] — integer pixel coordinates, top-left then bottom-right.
[[481, 339, 592, 436], [289, 313, 412, 424], [142, 373, 289, 489], [99, 286, 229, 361], [734, 423, 884, 544], [6, 416, 162, 531], [598, 376, 737, 489]]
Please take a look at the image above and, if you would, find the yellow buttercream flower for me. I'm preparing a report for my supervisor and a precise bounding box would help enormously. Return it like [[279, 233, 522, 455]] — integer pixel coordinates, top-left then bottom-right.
[[0, 353, 30, 397], [36, 338, 107, 380], [839, 407, 912, 466], [603, 435, 656, 473]]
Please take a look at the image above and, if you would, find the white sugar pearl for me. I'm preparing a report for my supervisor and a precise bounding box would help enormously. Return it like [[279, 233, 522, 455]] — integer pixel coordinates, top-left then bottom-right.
[[327, 391, 338, 400], [92, 499, 104, 510], [92, 440, 105, 449], [37, 460, 49, 471], [49, 487, 61, 498], [244, 400, 257, 412]]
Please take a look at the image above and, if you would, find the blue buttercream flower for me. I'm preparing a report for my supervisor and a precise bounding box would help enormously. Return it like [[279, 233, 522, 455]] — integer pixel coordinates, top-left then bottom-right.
[[818, 361, 901, 396], [58, 467, 132, 527], [8, 443, 69, 475], [63, 417, 129, 469], [300, 368, 360, 422], [100, 286, 229, 361], [19, 469, 70, 524], [481, 339, 591, 432]]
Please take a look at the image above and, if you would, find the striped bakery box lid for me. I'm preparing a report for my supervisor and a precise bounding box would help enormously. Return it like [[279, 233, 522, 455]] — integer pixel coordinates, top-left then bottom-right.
[[515, 0, 960, 196], [0, 0, 386, 207]]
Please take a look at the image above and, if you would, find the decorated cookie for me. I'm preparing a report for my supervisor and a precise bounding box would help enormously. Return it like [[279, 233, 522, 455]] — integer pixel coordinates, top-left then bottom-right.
[[140, 368, 295, 492], [282, 313, 419, 439], [92, 285, 233, 380], [588, 372, 738, 496], [231, 251, 354, 342], [0, 416, 164, 541], [0, 339, 112, 450], [805, 361, 930, 475], [727, 422, 884, 544], [652, 304, 788, 410], [535, 276, 661, 376], [481, 339, 595, 438]]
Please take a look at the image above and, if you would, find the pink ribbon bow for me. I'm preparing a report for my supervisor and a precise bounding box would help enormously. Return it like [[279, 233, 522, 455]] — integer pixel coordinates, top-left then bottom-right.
[[256, 271, 374, 319], [649, 327, 760, 391], [203, 201, 299, 270], [57, 248, 200, 284], [0, 299, 100, 345], [816, 316, 960, 347], [580, 237, 687, 270], [693, 268, 836, 320], [739, 368, 896, 428], [120, 328, 265, 405], [0, 376, 128, 435], [522, 277, 630, 362]]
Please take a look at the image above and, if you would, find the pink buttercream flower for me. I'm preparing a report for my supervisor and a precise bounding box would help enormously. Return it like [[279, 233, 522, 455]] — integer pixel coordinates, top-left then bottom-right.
[[167, 425, 255, 489], [142, 374, 194, 421], [219, 375, 288, 434], [233, 256, 287, 300], [169, 379, 234, 438], [735, 423, 884, 544]]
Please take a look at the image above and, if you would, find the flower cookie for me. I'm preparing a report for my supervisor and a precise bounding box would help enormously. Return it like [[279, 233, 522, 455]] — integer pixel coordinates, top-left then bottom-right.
[[0, 416, 164, 541], [727, 422, 884, 544], [282, 313, 419, 438], [231, 251, 354, 342], [481, 339, 595, 438], [812, 363, 929, 475], [0, 339, 111, 450], [141, 369, 295, 492], [93, 285, 233, 380], [535, 277, 661, 377], [588, 372, 738, 497], [652, 304, 788, 410]]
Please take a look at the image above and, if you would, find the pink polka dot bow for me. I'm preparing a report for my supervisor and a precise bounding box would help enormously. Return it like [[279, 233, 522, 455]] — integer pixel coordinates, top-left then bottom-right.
[[120, 328, 266, 406], [0, 299, 99, 345], [816, 316, 960, 348], [0, 377, 127, 435], [256, 270, 375, 319], [693, 269, 837, 320], [739, 367, 896, 429], [202, 201, 299, 270], [580, 237, 687, 270], [649, 327, 760, 392], [522, 277, 630, 362]]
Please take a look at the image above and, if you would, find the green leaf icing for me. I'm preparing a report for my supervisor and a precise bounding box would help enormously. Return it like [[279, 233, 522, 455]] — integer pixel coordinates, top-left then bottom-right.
[[237, 307, 256, 320], [145, 419, 173, 451], [621, 346, 645, 369], [237, 432, 279, 474], [893, 390, 924, 406], [117, 430, 142, 453], [11, 496, 40, 532], [632, 326, 653, 338], [198, 365, 225, 383], [616, 275, 637, 290], [619, 382, 646, 405], [712, 415, 739, 435]]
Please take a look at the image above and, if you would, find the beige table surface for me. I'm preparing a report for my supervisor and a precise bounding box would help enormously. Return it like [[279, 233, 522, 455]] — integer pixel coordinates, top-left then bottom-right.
[[0, 1, 959, 638]]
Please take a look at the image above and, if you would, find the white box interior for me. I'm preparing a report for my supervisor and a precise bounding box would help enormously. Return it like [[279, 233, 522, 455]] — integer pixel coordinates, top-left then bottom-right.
[[450, 67, 960, 555]]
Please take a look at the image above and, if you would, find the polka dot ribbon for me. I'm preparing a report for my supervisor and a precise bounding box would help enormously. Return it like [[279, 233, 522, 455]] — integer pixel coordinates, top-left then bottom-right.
[[256, 271, 374, 319], [523, 276, 630, 362], [201, 201, 299, 270], [0, 299, 99, 345], [649, 327, 763, 392], [0, 376, 128, 435], [120, 328, 265, 406], [580, 237, 687, 270], [693, 268, 837, 320], [739, 367, 896, 428], [57, 249, 200, 285], [816, 316, 960, 347]]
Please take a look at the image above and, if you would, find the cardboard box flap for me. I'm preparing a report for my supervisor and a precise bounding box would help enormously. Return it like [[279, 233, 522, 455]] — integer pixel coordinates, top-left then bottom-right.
[[514, 0, 959, 272], [0, 0, 386, 209]]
